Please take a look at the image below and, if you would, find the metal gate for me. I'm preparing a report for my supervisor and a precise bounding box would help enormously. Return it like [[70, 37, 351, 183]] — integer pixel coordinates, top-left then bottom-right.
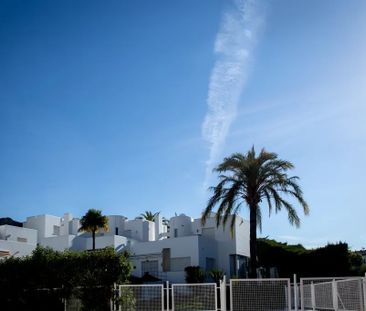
[[118, 284, 164, 311], [230, 278, 291, 311], [171, 283, 217, 311], [299, 277, 366, 311]]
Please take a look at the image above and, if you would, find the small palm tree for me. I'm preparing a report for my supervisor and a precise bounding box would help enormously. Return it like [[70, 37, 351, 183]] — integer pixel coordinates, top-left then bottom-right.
[[79, 209, 109, 250], [140, 211, 159, 222], [202, 147, 309, 277], [209, 268, 224, 285]]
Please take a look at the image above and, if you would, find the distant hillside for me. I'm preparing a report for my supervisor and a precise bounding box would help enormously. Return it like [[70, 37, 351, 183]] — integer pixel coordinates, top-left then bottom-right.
[[0, 217, 23, 227]]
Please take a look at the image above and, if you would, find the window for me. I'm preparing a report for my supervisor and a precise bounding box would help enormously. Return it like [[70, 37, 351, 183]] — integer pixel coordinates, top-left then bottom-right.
[[115, 227, 119, 235], [174, 228, 178, 238], [206, 257, 215, 270], [170, 257, 191, 272], [230, 254, 248, 278], [53, 225, 60, 235], [17, 237, 27, 243], [202, 228, 215, 239], [141, 260, 159, 278], [162, 248, 171, 272]]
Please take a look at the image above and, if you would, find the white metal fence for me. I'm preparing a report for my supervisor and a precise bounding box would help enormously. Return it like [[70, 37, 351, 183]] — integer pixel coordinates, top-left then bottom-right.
[[230, 278, 291, 311], [171, 283, 217, 311], [118, 284, 164, 311], [61, 276, 366, 311], [300, 277, 366, 311]]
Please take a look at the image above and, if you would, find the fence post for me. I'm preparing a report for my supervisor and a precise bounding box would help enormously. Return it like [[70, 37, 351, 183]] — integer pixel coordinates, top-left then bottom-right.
[[230, 279, 234, 311], [166, 281, 170, 311], [300, 279, 304, 311], [332, 279, 338, 311], [311, 282, 315, 311], [362, 275, 366, 311], [110, 283, 116, 311], [294, 274, 298, 311], [220, 275, 227, 311]]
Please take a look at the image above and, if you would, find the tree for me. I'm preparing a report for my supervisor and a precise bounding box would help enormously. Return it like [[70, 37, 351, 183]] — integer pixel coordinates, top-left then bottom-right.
[[79, 209, 109, 250], [201, 147, 309, 277], [140, 211, 159, 222]]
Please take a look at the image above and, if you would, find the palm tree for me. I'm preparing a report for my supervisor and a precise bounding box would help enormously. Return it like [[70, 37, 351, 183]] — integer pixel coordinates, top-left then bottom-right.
[[79, 209, 109, 250], [140, 211, 159, 222], [201, 147, 309, 277]]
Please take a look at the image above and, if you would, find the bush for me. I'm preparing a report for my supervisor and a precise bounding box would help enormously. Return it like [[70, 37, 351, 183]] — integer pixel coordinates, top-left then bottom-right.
[[208, 268, 224, 284], [184, 266, 205, 283], [257, 239, 365, 278], [0, 246, 132, 310]]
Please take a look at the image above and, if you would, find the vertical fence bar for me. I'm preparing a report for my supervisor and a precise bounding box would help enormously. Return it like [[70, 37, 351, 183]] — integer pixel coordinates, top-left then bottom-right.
[[171, 283, 174, 311], [230, 279, 234, 311], [220, 275, 227, 311], [363, 276, 366, 311], [358, 278, 363, 311], [311, 282, 315, 311], [300, 279, 304, 311], [166, 281, 170, 311], [294, 274, 298, 311], [332, 279, 338, 311], [287, 279, 292, 311], [119, 285, 122, 311], [214, 283, 218, 311]]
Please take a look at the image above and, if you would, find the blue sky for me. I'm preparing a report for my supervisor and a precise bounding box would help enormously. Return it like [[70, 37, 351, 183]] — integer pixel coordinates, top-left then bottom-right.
[[1, 0, 365, 249]]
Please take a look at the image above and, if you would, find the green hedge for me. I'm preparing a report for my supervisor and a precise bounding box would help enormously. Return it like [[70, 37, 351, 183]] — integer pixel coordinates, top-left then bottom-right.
[[0, 246, 132, 310], [257, 239, 365, 278]]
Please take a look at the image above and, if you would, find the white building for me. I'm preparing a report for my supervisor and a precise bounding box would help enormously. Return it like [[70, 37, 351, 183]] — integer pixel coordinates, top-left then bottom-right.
[[1, 212, 250, 282], [0, 225, 37, 258]]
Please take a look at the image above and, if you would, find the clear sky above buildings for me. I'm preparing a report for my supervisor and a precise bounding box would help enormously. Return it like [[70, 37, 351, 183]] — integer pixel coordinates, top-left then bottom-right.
[[1, 0, 365, 249]]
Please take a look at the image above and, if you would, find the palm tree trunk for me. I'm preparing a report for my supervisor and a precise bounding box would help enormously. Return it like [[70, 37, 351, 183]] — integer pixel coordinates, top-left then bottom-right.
[[92, 231, 95, 250], [249, 204, 257, 278]]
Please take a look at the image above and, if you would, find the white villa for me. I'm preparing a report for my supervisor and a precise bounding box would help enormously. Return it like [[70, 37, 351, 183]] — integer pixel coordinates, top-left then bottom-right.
[[0, 212, 250, 283]]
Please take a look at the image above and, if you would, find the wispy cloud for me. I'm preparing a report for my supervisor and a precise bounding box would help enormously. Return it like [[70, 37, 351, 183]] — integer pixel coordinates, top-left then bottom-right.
[[202, 0, 265, 187]]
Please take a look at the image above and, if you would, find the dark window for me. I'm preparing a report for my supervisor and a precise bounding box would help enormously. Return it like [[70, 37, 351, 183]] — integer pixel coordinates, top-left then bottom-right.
[[162, 248, 171, 272], [230, 254, 248, 278], [115, 227, 118, 235]]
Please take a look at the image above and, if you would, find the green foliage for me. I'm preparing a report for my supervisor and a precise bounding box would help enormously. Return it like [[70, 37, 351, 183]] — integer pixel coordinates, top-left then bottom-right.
[[208, 268, 224, 284], [0, 246, 132, 310], [79, 209, 109, 250], [202, 147, 309, 277], [140, 211, 159, 221], [79, 209, 109, 234], [257, 238, 365, 277], [184, 266, 205, 283], [119, 287, 137, 311]]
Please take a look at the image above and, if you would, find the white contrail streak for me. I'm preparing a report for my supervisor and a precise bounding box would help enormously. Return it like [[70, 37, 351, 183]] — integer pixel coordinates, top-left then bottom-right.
[[202, 0, 265, 187]]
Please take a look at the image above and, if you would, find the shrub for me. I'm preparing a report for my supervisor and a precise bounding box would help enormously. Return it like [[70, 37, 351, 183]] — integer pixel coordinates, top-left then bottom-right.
[[208, 268, 224, 284], [184, 266, 205, 283], [0, 246, 132, 310]]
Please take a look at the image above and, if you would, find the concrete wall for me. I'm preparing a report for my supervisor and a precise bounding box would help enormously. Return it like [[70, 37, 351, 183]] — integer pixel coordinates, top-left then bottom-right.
[[130, 235, 201, 283], [0, 240, 36, 257], [24, 214, 61, 239], [0, 225, 37, 257], [124, 218, 155, 242], [169, 214, 193, 238], [0, 225, 37, 245], [71, 234, 128, 251], [107, 215, 126, 236], [39, 235, 75, 251]]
